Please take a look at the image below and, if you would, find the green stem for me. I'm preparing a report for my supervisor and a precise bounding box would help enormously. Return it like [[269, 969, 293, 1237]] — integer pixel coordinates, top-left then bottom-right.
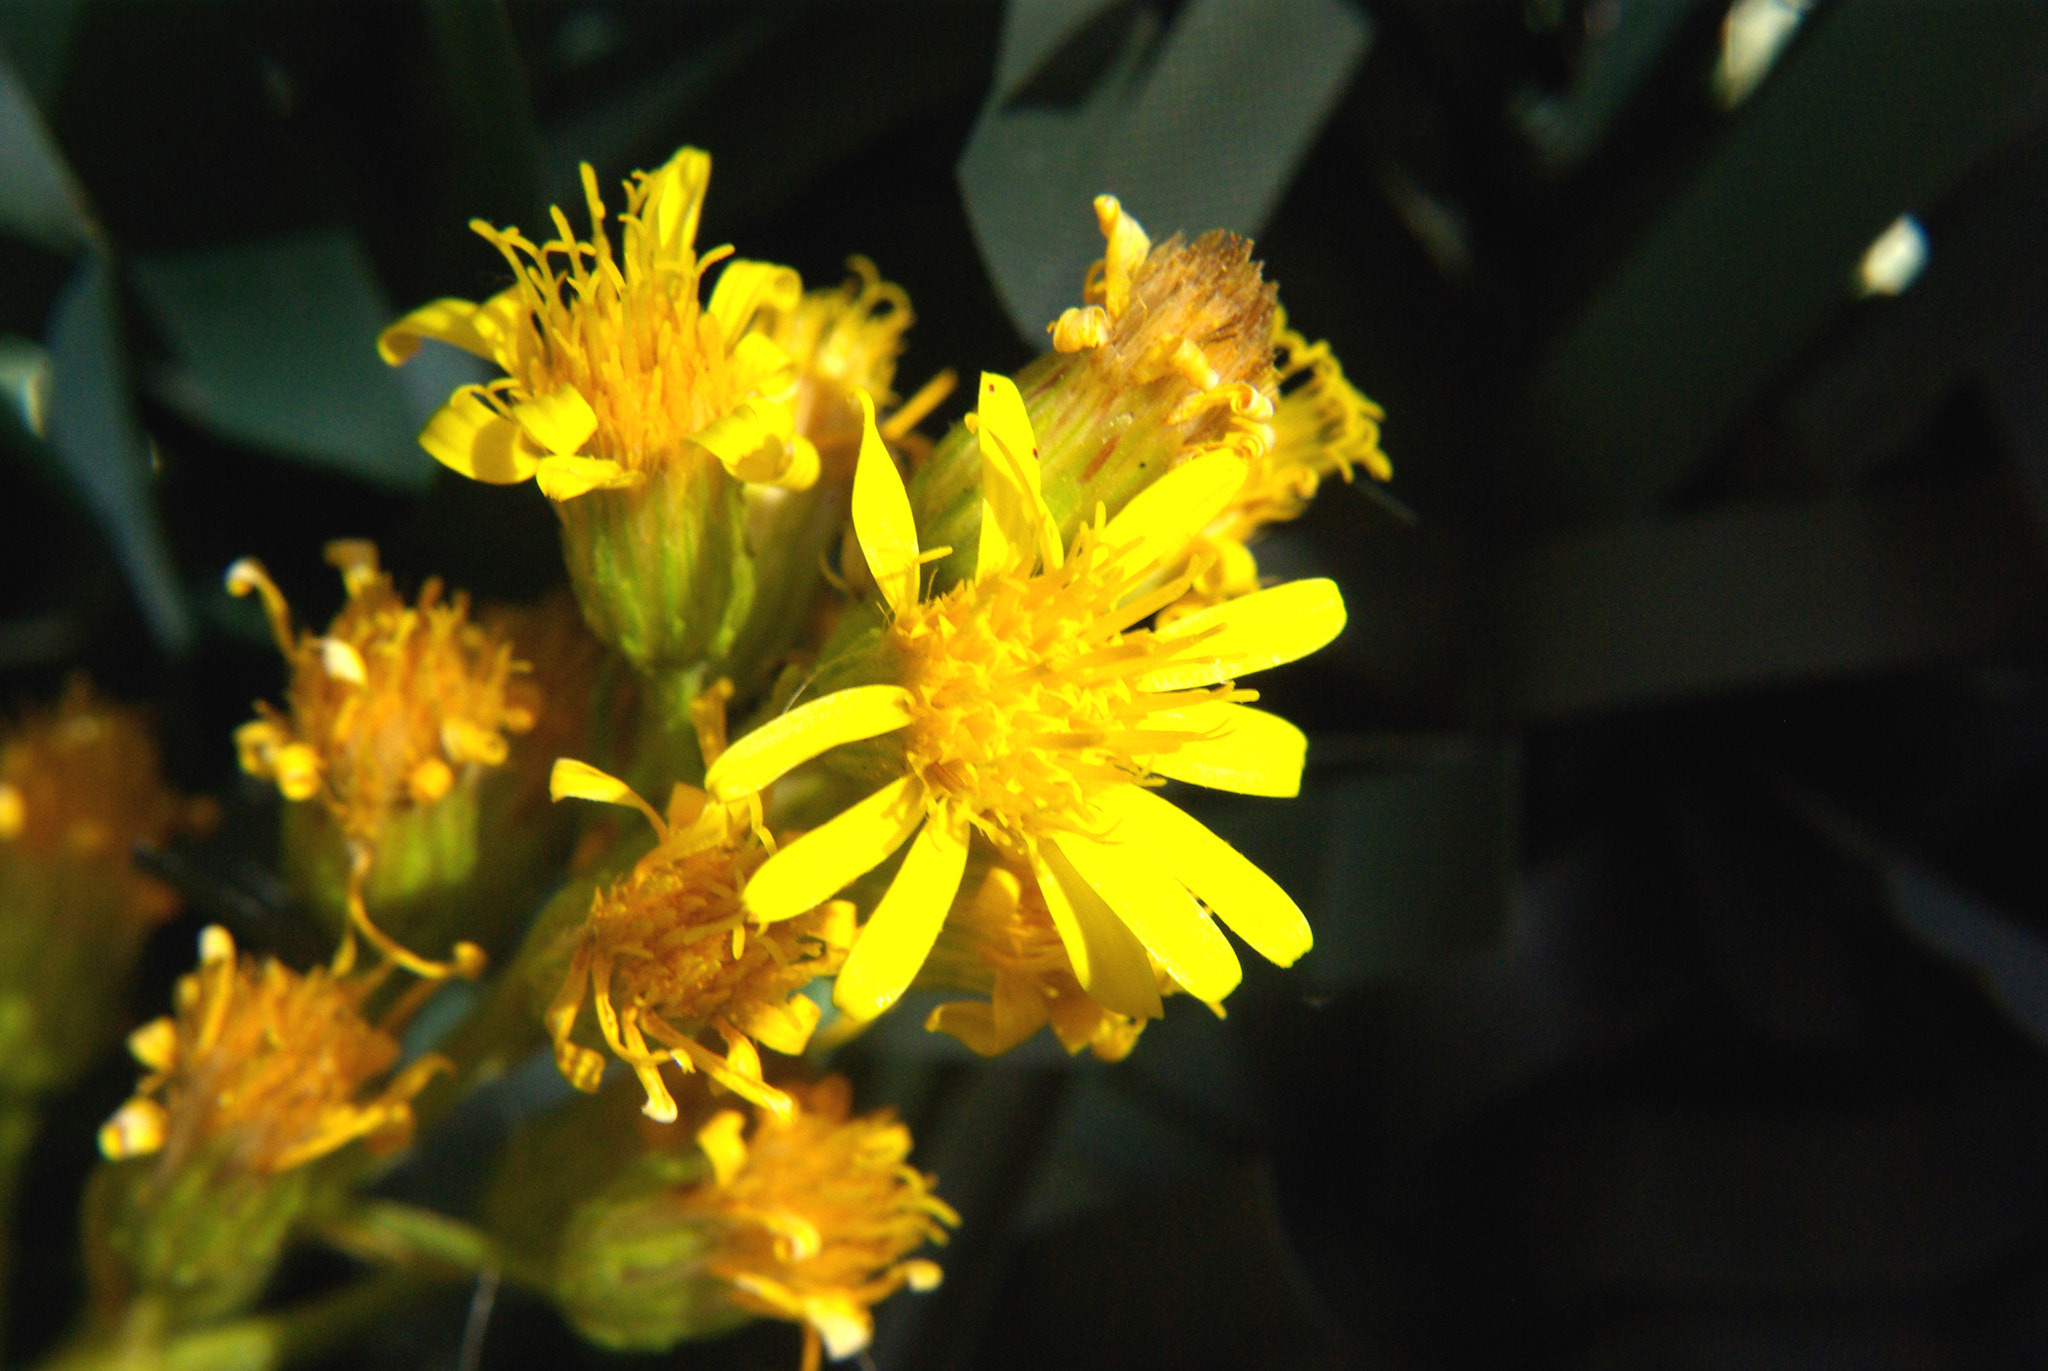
[[0, 1096, 39, 1366], [39, 1270, 439, 1371]]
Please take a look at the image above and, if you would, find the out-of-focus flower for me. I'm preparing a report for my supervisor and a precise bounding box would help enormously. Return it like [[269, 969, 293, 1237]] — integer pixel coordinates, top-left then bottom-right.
[[766, 256, 955, 475], [230, 541, 533, 977], [0, 679, 213, 1097], [686, 1077, 954, 1367], [921, 861, 1196, 1061], [98, 925, 446, 1174], [706, 379, 1339, 1025], [543, 748, 854, 1124]]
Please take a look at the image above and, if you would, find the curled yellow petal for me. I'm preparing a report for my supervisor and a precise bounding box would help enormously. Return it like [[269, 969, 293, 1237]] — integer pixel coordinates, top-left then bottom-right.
[[974, 372, 1061, 580], [706, 260, 803, 347], [1052, 821, 1242, 1005], [696, 1109, 750, 1186], [534, 454, 638, 502], [418, 388, 539, 485], [376, 289, 522, 366], [695, 399, 814, 488], [511, 386, 599, 456], [1031, 841, 1164, 1020]]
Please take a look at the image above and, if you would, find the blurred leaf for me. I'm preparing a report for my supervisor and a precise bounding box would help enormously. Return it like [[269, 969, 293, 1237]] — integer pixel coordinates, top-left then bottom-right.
[[0, 49, 91, 253], [1177, 734, 1518, 993], [44, 250, 189, 650], [959, 0, 1370, 342], [129, 228, 474, 491], [1883, 860, 2048, 1050]]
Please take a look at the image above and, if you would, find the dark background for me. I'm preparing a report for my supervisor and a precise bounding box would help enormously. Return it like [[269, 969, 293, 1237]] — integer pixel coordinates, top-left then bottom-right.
[[5, 2, 2048, 1367]]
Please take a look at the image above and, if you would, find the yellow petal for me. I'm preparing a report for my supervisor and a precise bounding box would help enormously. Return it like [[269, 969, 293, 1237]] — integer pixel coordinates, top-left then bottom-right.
[[535, 455, 637, 501], [1094, 194, 1151, 319], [851, 390, 922, 615], [695, 1109, 749, 1186], [638, 148, 711, 259], [1097, 784, 1312, 967], [727, 329, 798, 393], [126, 1016, 178, 1072], [1141, 578, 1347, 690], [925, 999, 1006, 1055], [804, 1294, 874, 1361], [511, 386, 598, 456], [98, 1099, 167, 1160], [1146, 702, 1306, 797], [735, 993, 821, 1056], [706, 684, 914, 801], [1032, 841, 1165, 1019], [705, 259, 802, 347], [741, 776, 925, 921], [377, 289, 522, 365], [418, 387, 538, 484], [974, 372, 1062, 580], [1099, 451, 1246, 584], [695, 398, 812, 487], [833, 808, 969, 1020], [1052, 818, 1240, 1005], [549, 758, 635, 806]]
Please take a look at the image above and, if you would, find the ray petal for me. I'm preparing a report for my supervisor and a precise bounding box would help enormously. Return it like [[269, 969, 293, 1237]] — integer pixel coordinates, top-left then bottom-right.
[[1146, 702, 1307, 797], [705, 685, 914, 801], [1140, 578, 1347, 690], [741, 776, 926, 921], [1051, 819, 1241, 1004], [1098, 785, 1313, 967], [832, 808, 970, 1020]]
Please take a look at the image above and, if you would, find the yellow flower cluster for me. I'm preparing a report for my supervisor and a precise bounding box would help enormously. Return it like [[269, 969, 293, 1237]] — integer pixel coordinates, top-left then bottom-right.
[[80, 143, 1383, 1364]]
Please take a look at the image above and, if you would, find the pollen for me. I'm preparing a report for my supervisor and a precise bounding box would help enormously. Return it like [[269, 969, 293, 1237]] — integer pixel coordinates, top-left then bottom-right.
[[97, 925, 449, 1175], [684, 1076, 956, 1368]]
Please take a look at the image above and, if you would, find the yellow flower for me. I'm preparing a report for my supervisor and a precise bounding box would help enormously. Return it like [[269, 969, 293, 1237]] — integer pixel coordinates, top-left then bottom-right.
[[229, 540, 533, 977], [705, 376, 1342, 1024], [1173, 312, 1390, 611], [1, 679, 215, 1097], [686, 1076, 956, 1369], [543, 745, 855, 1126], [380, 147, 816, 501], [921, 861, 1192, 1061], [766, 256, 955, 475], [97, 925, 448, 1175], [1, 676, 211, 922]]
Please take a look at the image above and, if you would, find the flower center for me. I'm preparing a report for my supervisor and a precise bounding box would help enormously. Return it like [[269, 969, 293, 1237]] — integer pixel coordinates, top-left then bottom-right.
[[890, 547, 1200, 841]]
